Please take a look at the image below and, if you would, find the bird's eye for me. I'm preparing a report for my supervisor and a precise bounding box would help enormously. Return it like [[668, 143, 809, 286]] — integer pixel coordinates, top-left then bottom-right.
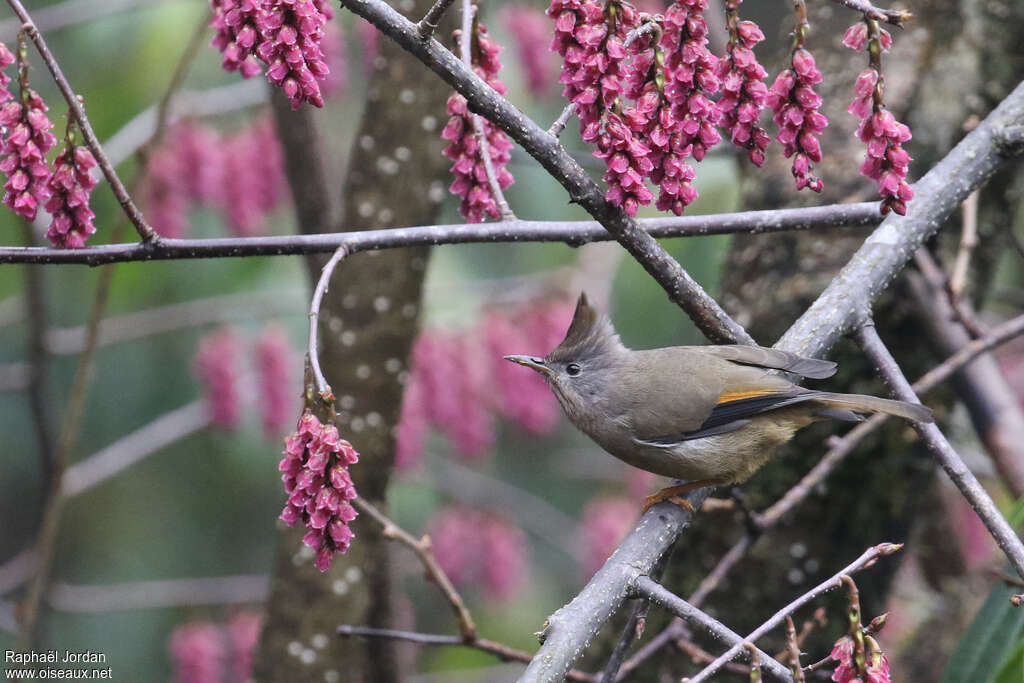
[[566, 363, 582, 376]]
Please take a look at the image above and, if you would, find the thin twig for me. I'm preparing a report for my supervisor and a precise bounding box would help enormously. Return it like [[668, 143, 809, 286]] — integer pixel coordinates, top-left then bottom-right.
[[856, 323, 1024, 598], [682, 543, 901, 683], [784, 617, 805, 682], [949, 190, 979, 301], [547, 102, 576, 138], [460, 0, 515, 220], [800, 613, 885, 676], [308, 245, 349, 400], [352, 497, 476, 639], [0, 201, 884, 266], [6, 0, 157, 242], [416, 0, 456, 38], [623, 21, 661, 49], [336, 625, 598, 682], [634, 576, 792, 682], [828, 0, 913, 26], [600, 553, 672, 682]]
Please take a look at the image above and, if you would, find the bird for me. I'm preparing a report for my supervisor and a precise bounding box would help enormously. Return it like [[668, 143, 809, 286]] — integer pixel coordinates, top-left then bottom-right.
[[504, 293, 934, 511]]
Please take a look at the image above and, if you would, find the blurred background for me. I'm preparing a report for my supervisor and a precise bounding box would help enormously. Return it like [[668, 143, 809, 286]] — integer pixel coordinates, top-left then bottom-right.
[[0, 0, 1023, 681]]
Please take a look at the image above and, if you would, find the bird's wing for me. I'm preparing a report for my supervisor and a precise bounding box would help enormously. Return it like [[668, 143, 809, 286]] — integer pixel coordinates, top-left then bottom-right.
[[696, 345, 837, 379], [635, 392, 816, 447]]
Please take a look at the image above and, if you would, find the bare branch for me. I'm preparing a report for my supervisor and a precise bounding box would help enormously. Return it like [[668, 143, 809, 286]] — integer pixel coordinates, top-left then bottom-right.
[[683, 543, 901, 683], [547, 102, 576, 138], [308, 245, 349, 400], [949, 190, 979, 300], [0, 201, 882, 266], [634, 576, 792, 682], [828, 0, 913, 26], [416, 0, 456, 38], [6, 0, 157, 241], [856, 323, 1024, 595]]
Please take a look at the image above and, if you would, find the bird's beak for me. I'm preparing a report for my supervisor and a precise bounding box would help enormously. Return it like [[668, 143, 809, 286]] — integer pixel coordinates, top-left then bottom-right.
[[504, 355, 551, 376]]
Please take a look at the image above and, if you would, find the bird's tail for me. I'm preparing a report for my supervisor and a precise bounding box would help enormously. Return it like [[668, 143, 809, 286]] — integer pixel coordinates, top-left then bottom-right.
[[812, 392, 934, 423]]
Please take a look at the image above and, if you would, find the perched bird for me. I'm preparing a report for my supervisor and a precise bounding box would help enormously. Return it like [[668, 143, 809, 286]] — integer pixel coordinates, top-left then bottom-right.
[[505, 293, 933, 510]]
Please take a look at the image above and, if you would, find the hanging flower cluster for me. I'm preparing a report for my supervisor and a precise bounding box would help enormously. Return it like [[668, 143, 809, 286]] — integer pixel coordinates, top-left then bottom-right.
[[829, 575, 892, 683], [442, 20, 514, 222], [45, 127, 99, 248], [193, 324, 298, 438], [209, 0, 333, 109], [766, 46, 827, 192], [168, 612, 262, 683], [396, 298, 573, 471], [142, 118, 288, 238], [714, 0, 770, 167], [428, 504, 528, 601], [279, 412, 359, 572], [844, 20, 913, 215]]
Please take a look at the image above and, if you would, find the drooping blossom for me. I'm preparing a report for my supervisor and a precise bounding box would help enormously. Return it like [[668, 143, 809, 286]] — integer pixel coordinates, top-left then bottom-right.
[[714, 1, 770, 166], [279, 412, 359, 571], [766, 47, 827, 192], [0, 42, 14, 104], [499, 5, 559, 96], [0, 67, 56, 221], [227, 612, 262, 681], [844, 20, 912, 215], [219, 117, 288, 235], [255, 326, 295, 439], [169, 622, 225, 683], [428, 505, 527, 600], [594, 112, 654, 216], [45, 130, 98, 248], [195, 328, 242, 429], [255, 0, 332, 109], [578, 496, 636, 575], [210, 0, 331, 109], [830, 635, 891, 683], [442, 22, 514, 222], [210, 0, 264, 78]]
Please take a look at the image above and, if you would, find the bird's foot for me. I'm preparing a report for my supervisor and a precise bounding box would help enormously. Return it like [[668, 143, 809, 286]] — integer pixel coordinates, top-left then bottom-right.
[[640, 481, 716, 514]]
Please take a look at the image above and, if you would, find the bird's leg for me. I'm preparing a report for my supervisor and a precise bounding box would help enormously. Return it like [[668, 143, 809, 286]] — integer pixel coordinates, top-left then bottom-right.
[[641, 480, 718, 514]]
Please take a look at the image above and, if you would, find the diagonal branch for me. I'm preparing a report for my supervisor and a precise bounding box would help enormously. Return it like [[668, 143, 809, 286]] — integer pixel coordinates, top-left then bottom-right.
[[855, 323, 1024, 593]]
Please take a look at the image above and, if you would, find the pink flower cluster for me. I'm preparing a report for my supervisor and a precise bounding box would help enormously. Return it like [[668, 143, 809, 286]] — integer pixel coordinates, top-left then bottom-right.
[[45, 140, 99, 248], [428, 505, 527, 601], [830, 636, 891, 683], [143, 118, 288, 238], [168, 612, 262, 683], [578, 496, 636, 575], [499, 5, 559, 96], [844, 23, 913, 215], [396, 299, 572, 471], [766, 48, 827, 192], [0, 84, 57, 222], [194, 328, 243, 430], [279, 412, 359, 572], [715, 1, 770, 167], [193, 325, 298, 437], [209, 0, 333, 109], [255, 326, 296, 438], [442, 23, 514, 222]]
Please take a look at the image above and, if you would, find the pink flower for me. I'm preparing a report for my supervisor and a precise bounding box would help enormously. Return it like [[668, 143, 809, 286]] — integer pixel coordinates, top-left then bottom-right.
[[279, 412, 360, 571], [579, 497, 637, 575], [195, 328, 242, 429], [442, 22, 515, 222], [210, 0, 264, 78], [766, 48, 827, 192], [594, 112, 654, 216], [227, 612, 262, 681], [844, 25, 913, 215], [500, 5, 559, 96], [45, 140, 98, 248], [255, 0, 332, 109], [0, 42, 15, 103], [829, 634, 891, 683], [0, 88, 56, 221], [255, 326, 295, 439], [428, 505, 527, 601], [219, 117, 288, 235], [715, 3, 770, 167], [169, 622, 224, 683]]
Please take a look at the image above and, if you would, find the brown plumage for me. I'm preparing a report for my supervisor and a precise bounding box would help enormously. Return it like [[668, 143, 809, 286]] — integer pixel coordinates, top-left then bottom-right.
[[505, 293, 933, 503]]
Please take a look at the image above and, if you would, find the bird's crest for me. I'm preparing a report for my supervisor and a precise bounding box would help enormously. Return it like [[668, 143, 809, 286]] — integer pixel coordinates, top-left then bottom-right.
[[547, 293, 623, 362]]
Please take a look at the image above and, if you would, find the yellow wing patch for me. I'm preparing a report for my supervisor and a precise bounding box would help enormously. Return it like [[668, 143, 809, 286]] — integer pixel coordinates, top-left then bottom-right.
[[716, 390, 782, 404]]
